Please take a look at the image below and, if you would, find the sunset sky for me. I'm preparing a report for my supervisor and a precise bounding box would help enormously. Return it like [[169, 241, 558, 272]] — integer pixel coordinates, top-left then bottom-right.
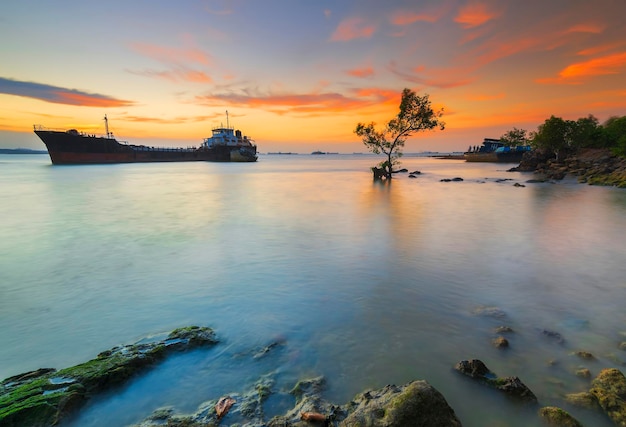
[[1, 0, 625, 153]]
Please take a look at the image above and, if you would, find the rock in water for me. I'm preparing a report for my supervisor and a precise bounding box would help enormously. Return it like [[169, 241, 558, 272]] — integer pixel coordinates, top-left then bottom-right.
[[341, 380, 462, 427], [590, 368, 626, 427]]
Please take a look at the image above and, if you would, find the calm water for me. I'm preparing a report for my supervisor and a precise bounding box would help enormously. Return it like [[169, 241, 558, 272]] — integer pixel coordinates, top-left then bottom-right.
[[1, 153, 625, 427]]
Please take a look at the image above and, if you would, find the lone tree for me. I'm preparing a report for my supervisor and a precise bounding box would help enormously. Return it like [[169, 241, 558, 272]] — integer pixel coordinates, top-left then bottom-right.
[[355, 88, 445, 179]]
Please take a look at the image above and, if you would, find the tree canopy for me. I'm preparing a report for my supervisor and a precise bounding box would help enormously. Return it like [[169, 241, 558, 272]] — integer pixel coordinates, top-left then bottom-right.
[[529, 114, 626, 159], [355, 89, 445, 179], [499, 128, 529, 146]]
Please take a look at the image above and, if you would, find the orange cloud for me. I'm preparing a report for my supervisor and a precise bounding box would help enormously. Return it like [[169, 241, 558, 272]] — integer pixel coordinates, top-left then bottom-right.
[[577, 41, 626, 56], [330, 17, 376, 41], [454, 2, 499, 29], [563, 23, 606, 34], [538, 52, 626, 84], [129, 42, 211, 65], [53, 92, 134, 107], [388, 62, 473, 89], [390, 11, 438, 26], [127, 67, 212, 83], [195, 88, 397, 117], [347, 67, 375, 78]]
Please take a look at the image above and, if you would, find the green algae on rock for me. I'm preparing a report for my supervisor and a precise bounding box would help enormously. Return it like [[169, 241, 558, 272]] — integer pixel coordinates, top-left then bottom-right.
[[0, 326, 217, 427], [538, 406, 583, 427], [590, 368, 626, 427]]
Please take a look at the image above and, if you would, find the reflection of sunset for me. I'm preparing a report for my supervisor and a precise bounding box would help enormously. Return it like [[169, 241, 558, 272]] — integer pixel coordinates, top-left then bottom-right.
[[1, 1, 625, 152]]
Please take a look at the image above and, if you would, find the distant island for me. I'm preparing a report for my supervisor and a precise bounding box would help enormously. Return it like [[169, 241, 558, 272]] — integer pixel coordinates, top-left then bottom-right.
[[0, 148, 47, 154]]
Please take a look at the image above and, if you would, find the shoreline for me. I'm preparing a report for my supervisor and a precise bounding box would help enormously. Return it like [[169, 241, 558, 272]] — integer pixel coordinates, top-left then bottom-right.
[[2, 326, 625, 426]]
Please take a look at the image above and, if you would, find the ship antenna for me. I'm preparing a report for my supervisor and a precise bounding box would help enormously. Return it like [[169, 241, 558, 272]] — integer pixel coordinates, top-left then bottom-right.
[[104, 114, 110, 138], [226, 110, 229, 129]]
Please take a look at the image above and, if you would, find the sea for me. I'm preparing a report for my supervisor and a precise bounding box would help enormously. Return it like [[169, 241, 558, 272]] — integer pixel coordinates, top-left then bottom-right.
[[1, 152, 625, 427]]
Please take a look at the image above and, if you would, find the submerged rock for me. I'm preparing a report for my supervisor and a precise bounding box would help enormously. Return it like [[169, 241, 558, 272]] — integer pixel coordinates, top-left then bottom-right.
[[454, 359, 537, 403], [538, 406, 583, 427], [0, 326, 218, 427]]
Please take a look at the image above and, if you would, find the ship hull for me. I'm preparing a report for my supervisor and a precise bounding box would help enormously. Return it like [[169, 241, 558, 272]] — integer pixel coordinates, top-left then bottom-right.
[[35, 130, 254, 165], [463, 151, 524, 163]]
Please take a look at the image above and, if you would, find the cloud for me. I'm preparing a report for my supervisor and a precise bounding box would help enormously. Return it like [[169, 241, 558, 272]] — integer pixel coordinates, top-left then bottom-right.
[[0, 77, 134, 107], [127, 67, 212, 83], [537, 52, 626, 84], [390, 11, 438, 26], [454, 2, 499, 29], [195, 88, 397, 116], [129, 41, 212, 65], [346, 67, 375, 78], [330, 17, 376, 41], [562, 23, 606, 34], [388, 62, 473, 89]]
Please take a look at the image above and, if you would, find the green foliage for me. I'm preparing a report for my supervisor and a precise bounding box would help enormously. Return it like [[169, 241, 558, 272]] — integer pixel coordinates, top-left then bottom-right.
[[355, 88, 445, 178], [604, 116, 626, 156], [531, 114, 626, 158], [499, 127, 528, 146]]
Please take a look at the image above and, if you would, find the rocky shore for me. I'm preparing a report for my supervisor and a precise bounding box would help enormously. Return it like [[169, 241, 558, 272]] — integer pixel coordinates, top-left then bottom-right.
[[510, 148, 626, 188], [2, 325, 626, 427]]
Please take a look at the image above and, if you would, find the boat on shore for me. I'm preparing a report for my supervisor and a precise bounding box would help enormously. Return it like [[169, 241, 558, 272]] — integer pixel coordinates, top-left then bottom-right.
[[464, 138, 530, 163], [34, 114, 257, 165]]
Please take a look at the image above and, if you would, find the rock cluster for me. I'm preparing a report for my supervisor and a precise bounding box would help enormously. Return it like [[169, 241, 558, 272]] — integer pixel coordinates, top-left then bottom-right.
[[3, 325, 626, 427], [511, 148, 626, 187]]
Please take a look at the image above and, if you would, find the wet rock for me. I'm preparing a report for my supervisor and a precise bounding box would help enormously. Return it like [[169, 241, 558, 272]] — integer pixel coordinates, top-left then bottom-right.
[[341, 380, 462, 427], [541, 329, 565, 344], [513, 182, 526, 187], [472, 306, 506, 318], [0, 326, 218, 427], [440, 177, 463, 182], [455, 359, 537, 403], [619, 342, 626, 351], [590, 368, 626, 426], [573, 351, 594, 360], [538, 406, 583, 427], [564, 392, 600, 410], [494, 326, 514, 334], [492, 336, 509, 349], [575, 368, 591, 379]]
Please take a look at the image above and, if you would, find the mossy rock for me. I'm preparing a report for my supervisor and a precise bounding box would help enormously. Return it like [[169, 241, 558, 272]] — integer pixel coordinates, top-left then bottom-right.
[[538, 406, 583, 427], [341, 381, 461, 426], [590, 368, 626, 427], [0, 326, 217, 427]]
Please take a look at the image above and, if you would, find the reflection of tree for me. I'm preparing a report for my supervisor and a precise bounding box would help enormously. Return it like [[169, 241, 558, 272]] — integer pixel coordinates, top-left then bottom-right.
[[359, 180, 424, 262]]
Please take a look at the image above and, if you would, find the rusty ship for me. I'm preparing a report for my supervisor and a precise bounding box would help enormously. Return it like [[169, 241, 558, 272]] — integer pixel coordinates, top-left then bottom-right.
[[34, 114, 257, 165]]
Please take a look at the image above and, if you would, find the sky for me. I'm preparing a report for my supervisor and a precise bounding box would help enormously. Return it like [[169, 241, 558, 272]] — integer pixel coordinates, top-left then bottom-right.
[[1, 0, 625, 153]]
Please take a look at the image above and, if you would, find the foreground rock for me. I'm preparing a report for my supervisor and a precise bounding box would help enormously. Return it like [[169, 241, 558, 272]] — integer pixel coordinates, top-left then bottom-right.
[[340, 380, 462, 427], [0, 326, 218, 427], [454, 359, 537, 403], [511, 147, 626, 187], [590, 368, 626, 426], [139, 375, 462, 427]]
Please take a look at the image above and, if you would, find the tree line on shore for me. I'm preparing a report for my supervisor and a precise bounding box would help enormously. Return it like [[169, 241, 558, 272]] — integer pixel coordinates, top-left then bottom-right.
[[354, 87, 626, 179], [501, 114, 626, 160]]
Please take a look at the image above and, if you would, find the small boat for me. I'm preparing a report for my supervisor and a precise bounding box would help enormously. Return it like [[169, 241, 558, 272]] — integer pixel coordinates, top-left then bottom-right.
[[34, 113, 257, 165], [464, 138, 530, 163]]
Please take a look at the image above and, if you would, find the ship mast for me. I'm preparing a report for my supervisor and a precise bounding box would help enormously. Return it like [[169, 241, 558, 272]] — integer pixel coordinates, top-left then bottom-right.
[[226, 110, 229, 129], [104, 115, 110, 138]]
